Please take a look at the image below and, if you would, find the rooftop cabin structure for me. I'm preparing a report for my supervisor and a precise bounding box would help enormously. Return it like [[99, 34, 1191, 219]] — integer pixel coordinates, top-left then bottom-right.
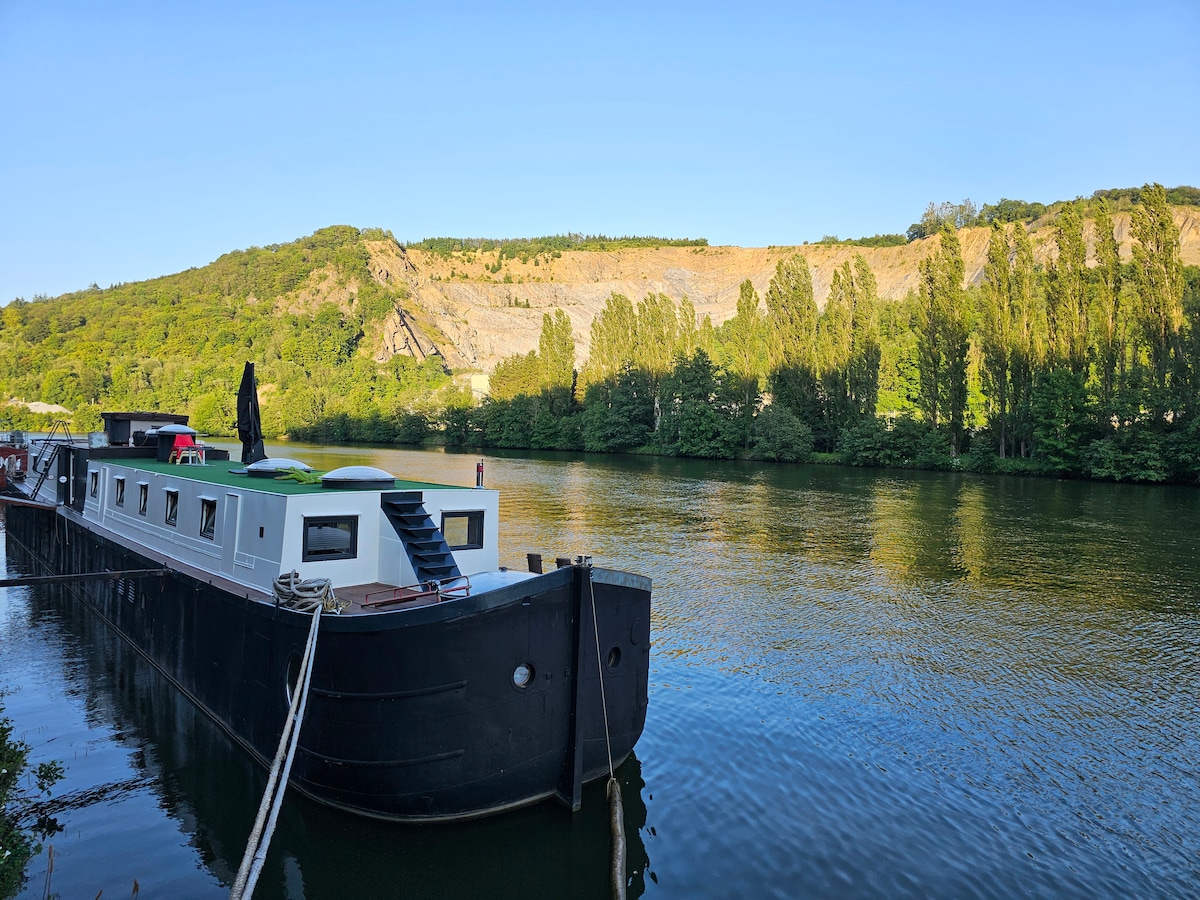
[[100, 411, 189, 446], [79, 455, 502, 612]]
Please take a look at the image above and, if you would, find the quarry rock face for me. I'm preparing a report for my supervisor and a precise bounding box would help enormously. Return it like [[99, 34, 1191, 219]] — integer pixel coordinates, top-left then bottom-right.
[[362, 210, 1200, 374]]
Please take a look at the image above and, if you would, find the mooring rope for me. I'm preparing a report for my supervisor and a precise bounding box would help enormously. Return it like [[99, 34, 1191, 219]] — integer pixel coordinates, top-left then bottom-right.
[[586, 566, 627, 900], [587, 567, 616, 782], [229, 605, 321, 900], [273, 570, 348, 614]]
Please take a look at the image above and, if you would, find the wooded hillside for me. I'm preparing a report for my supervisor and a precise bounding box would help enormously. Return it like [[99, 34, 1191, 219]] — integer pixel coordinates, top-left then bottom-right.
[[2, 185, 1198, 482]]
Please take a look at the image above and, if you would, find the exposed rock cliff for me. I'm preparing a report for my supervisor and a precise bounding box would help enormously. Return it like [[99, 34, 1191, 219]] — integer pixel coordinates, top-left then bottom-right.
[[361, 209, 1200, 374]]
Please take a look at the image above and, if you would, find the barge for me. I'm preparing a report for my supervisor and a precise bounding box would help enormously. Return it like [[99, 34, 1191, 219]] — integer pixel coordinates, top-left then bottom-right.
[[1, 369, 650, 822]]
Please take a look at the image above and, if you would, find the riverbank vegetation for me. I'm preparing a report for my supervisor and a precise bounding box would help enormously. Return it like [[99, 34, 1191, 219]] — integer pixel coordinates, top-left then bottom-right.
[[0, 702, 62, 898], [1, 186, 1198, 483], [439, 184, 1200, 483]]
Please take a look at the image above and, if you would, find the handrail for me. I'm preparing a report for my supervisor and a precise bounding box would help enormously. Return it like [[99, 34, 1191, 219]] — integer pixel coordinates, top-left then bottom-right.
[[362, 575, 472, 609], [29, 420, 76, 502]]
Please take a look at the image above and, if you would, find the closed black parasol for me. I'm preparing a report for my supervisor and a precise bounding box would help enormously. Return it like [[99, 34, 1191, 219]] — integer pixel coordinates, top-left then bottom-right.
[[236, 362, 267, 464]]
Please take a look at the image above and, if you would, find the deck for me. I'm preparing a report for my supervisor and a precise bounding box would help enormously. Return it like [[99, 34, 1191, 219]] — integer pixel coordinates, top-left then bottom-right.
[[94, 456, 462, 496]]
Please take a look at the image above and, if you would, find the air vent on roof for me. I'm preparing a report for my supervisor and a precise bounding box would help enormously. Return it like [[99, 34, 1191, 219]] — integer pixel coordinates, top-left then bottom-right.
[[245, 458, 313, 478], [321, 465, 396, 490]]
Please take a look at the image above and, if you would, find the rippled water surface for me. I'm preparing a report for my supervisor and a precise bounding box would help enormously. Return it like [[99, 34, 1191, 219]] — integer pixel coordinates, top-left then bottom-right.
[[4, 446, 1199, 898]]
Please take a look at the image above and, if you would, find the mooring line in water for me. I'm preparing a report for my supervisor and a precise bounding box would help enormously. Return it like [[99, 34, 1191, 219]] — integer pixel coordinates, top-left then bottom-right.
[[586, 567, 627, 900], [230, 605, 321, 900], [0, 568, 167, 588]]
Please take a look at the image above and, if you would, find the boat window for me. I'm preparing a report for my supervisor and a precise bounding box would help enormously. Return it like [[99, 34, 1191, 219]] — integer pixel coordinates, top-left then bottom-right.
[[138, 483, 148, 516], [165, 489, 178, 527], [89, 470, 99, 497], [200, 498, 217, 540], [114, 477, 125, 507], [303, 516, 358, 561], [442, 511, 484, 551]]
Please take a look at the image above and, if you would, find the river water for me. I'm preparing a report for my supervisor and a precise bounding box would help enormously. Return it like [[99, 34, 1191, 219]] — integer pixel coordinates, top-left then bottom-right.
[[3, 447, 1199, 898]]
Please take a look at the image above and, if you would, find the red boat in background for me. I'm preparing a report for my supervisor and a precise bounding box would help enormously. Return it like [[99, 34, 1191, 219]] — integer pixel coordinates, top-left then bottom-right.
[[0, 429, 29, 491]]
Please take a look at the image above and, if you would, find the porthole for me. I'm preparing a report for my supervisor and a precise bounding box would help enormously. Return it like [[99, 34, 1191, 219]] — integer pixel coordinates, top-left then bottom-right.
[[607, 646, 622, 669], [512, 663, 534, 688]]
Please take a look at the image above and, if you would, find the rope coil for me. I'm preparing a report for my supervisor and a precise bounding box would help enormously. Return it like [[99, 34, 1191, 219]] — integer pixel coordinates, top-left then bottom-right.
[[273, 571, 348, 613]]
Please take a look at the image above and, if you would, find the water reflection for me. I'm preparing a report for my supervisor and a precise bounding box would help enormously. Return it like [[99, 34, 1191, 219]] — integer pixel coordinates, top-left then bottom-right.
[[6, 448, 1200, 898], [3, 532, 649, 900]]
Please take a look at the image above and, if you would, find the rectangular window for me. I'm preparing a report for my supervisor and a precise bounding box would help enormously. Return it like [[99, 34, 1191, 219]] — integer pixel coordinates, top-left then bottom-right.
[[165, 489, 178, 527], [303, 516, 358, 561], [138, 483, 148, 516], [200, 498, 217, 540], [89, 470, 99, 497], [114, 477, 125, 507], [442, 511, 484, 550]]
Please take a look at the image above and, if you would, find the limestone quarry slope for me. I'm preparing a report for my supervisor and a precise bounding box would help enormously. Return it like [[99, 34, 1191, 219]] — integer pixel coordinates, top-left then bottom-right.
[[364, 208, 1200, 374]]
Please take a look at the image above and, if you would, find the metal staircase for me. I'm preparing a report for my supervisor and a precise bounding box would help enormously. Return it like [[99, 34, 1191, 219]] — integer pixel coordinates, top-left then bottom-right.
[[381, 493, 461, 582], [29, 420, 75, 502]]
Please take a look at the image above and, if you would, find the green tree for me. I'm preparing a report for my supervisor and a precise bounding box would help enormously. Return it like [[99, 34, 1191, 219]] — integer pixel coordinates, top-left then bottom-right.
[[1091, 198, 1123, 420], [538, 310, 576, 392], [722, 279, 766, 449], [586, 293, 637, 384], [977, 221, 1013, 456], [489, 351, 540, 400], [1008, 222, 1041, 457], [815, 258, 880, 447], [1047, 203, 1089, 374], [581, 365, 655, 453], [765, 254, 817, 374], [1131, 183, 1185, 416], [633, 293, 679, 377], [749, 403, 814, 462], [846, 255, 882, 423], [1031, 370, 1093, 475], [764, 253, 820, 429], [916, 224, 970, 455], [676, 297, 701, 361], [659, 349, 730, 458]]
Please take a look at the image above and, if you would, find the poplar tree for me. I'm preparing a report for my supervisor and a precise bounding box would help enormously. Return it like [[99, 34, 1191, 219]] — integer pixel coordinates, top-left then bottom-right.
[[817, 255, 880, 443], [676, 296, 700, 362], [847, 255, 882, 421], [634, 293, 679, 377], [978, 222, 1013, 455], [586, 293, 637, 383], [1131, 183, 1185, 414], [916, 224, 970, 454], [1092, 198, 1123, 420], [764, 253, 820, 426], [818, 265, 853, 438], [1008, 222, 1039, 457], [1048, 203, 1089, 374], [538, 310, 575, 392], [725, 279, 765, 447], [537, 308, 576, 415], [765, 253, 817, 373]]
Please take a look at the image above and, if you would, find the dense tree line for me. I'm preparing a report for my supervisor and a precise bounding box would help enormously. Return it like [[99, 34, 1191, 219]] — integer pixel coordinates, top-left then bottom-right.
[[434, 185, 1200, 483], [406, 234, 708, 262], [905, 183, 1200, 241]]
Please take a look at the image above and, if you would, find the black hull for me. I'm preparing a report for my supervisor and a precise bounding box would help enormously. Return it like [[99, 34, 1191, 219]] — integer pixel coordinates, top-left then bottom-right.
[[4, 504, 651, 822]]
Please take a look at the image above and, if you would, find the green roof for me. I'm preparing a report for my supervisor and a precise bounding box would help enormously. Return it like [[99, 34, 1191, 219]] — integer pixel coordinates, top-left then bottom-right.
[[117, 458, 458, 495]]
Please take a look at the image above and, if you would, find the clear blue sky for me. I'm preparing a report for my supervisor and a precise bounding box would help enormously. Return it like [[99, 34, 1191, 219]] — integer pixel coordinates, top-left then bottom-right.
[[2, 0, 1196, 302]]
